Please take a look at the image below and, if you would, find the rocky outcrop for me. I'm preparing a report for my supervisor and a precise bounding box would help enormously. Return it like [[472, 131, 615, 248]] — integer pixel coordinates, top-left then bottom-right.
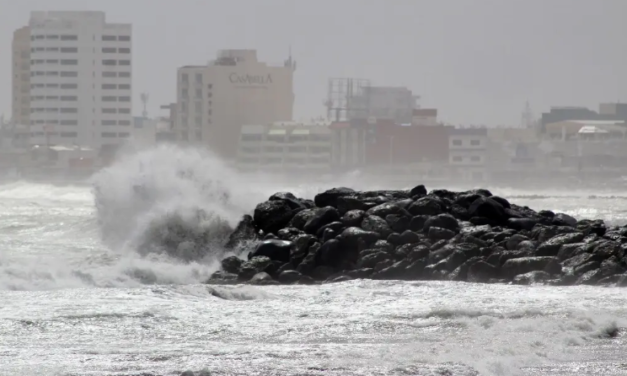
[[207, 185, 627, 287]]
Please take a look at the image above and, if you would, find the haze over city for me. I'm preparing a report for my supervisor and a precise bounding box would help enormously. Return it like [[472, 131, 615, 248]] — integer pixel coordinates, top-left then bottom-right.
[[2, 0, 627, 126]]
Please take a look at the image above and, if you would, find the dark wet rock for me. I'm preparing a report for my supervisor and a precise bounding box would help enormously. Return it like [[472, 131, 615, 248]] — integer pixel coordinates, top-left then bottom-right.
[[361, 215, 393, 238], [423, 213, 460, 233], [367, 202, 407, 218], [460, 224, 492, 238], [206, 270, 238, 284], [315, 221, 344, 238], [557, 243, 588, 261], [289, 208, 318, 230], [249, 239, 292, 263], [536, 232, 585, 257], [506, 234, 529, 251], [409, 184, 427, 197], [312, 265, 335, 281], [372, 260, 410, 280], [221, 256, 243, 274], [468, 197, 507, 224], [278, 270, 305, 284], [249, 272, 278, 285], [238, 256, 273, 280], [321, 228, 336, 243], [408, 196, 444, 216], [467, 261, 500, 283], [357, 251, 390, 268], [224, 215, 257, 250], [341, 209, 366, 227], [552, 213, 577, 227], [386, 214, 411, 233], [346, 268, 374, 279], [315, 187, 356, 208], [501, 256, 561, 280], [254, 200, 297, 234], [398, 230, 421, 245], [428, 227, 456, 241], [409, 215, 429, 232], [304, 207, 340, 235]]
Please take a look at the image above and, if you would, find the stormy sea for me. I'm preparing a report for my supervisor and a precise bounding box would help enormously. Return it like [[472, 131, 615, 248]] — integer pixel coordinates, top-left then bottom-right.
[[1, 145, 626, 376]]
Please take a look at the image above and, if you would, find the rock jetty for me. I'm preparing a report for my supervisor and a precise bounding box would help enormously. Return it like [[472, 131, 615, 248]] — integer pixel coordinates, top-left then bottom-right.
[[208, 186, 627, 287]]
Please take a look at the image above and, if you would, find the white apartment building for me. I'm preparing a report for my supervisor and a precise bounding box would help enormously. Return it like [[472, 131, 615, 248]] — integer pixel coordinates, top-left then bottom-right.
[[176, 49, 295, 160], [236, 121, 333, 173], [27, 11, 132, 149], [448, 127, 488, 182], [11, 26, 31, 127]]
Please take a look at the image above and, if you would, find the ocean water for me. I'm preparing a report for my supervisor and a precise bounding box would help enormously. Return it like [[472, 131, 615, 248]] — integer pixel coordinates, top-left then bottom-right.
[[1, 145, 626, 376]]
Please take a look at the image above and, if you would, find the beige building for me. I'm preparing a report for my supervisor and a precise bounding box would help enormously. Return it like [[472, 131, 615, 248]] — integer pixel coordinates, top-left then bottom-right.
[[236, 121, 333, 173], [175, 49, 296, 160], [11, 26, 30, 126]]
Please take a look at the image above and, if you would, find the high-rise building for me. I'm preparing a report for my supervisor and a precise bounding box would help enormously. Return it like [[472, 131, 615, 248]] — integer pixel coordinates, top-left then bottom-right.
[[11, 26, 31, 126], [175, 49, 295, 159], [26, 11, 132, 148]]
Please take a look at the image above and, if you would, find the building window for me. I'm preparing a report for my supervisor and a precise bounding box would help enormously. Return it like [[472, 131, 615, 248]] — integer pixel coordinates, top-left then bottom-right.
[[181, 73, 188, 83], [46, 35, 59, 40], [119, 132, 130, 138], [181, 88, 188, 98], [207, 100, 212, 107], [102, 35, 116, 41], [102, 108, 117, 114], [470, 156, 481, 162], [60, 120, 78, 125], [102, 84, 117, 90], [45, 47, 58, 52], [45, 108, 59, 113], [195, 73, 202, 84], [45, 59, 59, 64], [470, 139, 481, 146], [207, 92, 212, 98], [118, 47, 130, 54], [60, 83, 78, 89], [118, 108, 131, 114], [102, 60, 117, 66], [60, 71, 78, 77], [60, 96, 77, 101], [452, 156, 463, 162], [194, 102, 202, 112], [102, 96, 117, 102], [207, 84, 213, 89], [118, 35, 131, 41], [102, 47, 116, 53], [102, 120, 117, 126], [60, 47, 78, 53], [181, 117, 188, 127], [452, 139, 462, 146], [60, 59, 78, 65], [45, 71, 59, 76], [207, 109, 212, 116], [102, 72, 117, 78], [195, 89, 202, 98], [118, 120, 131, 126], [194, 117, 201, 126], [181, 102, 188, 112], [101, 132, 116, 138], [118, 96, 131, 102], [118, 84, 131, 90], [118, 60, 131, 66], [118, 72, 131, 77], [60, 132, 77, 137], [60, 35, 78, 41], [60, 108, 78, 113]]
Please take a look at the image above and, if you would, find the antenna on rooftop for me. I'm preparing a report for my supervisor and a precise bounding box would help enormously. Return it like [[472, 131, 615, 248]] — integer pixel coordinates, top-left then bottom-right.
[[140, 93, 149, 118]]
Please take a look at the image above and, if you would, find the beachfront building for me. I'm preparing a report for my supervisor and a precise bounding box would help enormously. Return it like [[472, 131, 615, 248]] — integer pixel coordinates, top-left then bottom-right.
[[175, 49, 296, 160]]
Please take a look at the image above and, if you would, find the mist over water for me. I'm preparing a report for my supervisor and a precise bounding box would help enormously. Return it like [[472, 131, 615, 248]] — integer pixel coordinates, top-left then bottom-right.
[[1, 145, 627, 376]]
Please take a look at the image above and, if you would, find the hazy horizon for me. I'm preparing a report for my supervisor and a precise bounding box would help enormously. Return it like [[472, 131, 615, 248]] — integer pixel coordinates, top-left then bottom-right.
[[2, 0, 627, 126]]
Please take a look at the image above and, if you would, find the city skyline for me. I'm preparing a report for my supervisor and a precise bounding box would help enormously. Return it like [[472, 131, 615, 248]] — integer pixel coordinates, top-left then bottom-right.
[[1, 0, 627, 126]]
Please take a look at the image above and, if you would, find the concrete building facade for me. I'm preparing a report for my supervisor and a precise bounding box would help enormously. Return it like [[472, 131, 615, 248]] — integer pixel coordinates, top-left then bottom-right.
[[176, 49, 295, 160], [236, 121, 332, 173], [27, 11, 132, 149], [448, 128, 488, 182], [11, 26, 31, 126], [348, 86, 419, 124]]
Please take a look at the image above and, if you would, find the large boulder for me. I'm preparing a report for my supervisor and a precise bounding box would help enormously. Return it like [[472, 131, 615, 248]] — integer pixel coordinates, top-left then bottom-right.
[[423, 213, 460, 233], [361, 215, 393, 238], [248, 239, 292, 263], [501, 256, 561, 280], [468, 197, 507, 224], [314, 187, 356, 208], [408, 196, 445, 216], [303, 206, 340, 235], [253, 200, 297, 234], [224, 215, 257, 250]]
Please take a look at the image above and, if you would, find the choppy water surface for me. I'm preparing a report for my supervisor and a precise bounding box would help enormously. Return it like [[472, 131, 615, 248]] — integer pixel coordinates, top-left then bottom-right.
[[1, 147, 626, 376]]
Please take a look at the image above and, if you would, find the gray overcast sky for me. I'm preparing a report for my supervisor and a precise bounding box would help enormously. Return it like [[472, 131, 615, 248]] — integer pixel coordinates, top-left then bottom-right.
[[1, 0, 626, 125]]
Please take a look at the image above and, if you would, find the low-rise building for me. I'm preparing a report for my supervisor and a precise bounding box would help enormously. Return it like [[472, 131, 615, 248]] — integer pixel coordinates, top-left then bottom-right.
[[412, 109, 438, 126], [236, 121, 333, 174], [448, 127, 488, 182]]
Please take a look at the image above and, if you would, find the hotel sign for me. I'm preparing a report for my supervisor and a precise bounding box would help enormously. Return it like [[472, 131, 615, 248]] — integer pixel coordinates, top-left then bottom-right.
[[229, 73, 273, 86]]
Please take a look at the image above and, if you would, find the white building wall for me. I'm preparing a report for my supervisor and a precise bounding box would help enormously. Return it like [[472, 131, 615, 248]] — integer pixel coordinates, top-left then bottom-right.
[[28, 11, 132, 149]]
